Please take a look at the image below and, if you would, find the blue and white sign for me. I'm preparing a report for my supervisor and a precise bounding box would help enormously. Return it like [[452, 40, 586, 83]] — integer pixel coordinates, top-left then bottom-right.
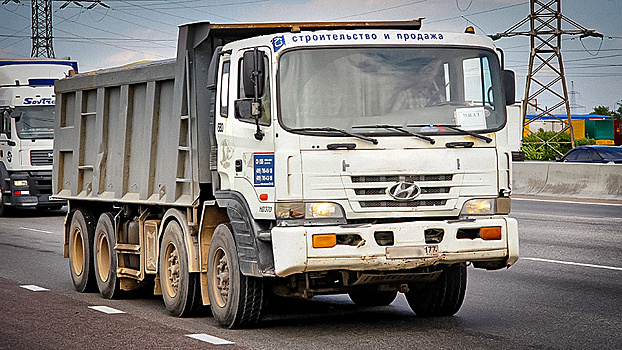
[[254, 153, 274, 187], [272, 35, 285, 52]]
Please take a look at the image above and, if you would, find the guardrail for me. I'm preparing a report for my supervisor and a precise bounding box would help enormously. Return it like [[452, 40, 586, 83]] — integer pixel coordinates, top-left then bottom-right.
[[513, 161, 622, 200]]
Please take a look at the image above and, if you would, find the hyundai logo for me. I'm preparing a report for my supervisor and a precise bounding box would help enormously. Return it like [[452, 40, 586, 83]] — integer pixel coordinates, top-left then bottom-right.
[[387, 181, 421, 201]]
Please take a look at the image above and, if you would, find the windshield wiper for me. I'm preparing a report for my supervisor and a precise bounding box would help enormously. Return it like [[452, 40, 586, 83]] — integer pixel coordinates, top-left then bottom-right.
[[353, 124, 435, 144], [290, 127, 378, 145], [408, 124, 493, 143]]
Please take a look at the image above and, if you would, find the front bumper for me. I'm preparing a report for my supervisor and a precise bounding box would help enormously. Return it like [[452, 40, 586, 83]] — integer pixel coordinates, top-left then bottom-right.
[[271, 217, 518, 277], [3, 172, 65, 208]]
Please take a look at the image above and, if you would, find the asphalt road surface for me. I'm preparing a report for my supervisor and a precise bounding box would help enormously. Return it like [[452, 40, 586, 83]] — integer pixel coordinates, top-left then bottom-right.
[[0, 198, 620, 349]]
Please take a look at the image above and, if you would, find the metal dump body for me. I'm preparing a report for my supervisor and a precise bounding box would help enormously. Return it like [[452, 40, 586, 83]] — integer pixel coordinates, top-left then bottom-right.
[[52, 60, 190, 204]]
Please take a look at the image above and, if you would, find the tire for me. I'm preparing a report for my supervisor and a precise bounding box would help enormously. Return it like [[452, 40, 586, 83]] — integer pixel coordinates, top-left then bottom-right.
[[405, 263, 467, 317], [68, 209, 97, 292], [93, 212, 120, 299], [207, 223, 265, 328], [159, 220, 201, 317], [348, 288, 398, 307]]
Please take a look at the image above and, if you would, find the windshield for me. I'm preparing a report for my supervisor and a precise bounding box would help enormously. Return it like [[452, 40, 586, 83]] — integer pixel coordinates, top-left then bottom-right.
[[278, 47, 506, 135], [14, 106, 55, 139]]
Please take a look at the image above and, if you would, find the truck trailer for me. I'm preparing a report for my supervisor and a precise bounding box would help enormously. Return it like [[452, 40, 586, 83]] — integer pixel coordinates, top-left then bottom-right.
[[53, 20, 519, 328], [1, 59, 76, 215]]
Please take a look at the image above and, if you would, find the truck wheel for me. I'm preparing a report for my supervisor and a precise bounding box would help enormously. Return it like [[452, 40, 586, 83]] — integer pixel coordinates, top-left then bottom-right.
[[207, 223, 265, 328], [159, 220, 200, 317], [93, 212, 120, 299], [348, 288, 398, 306], [405, 263, 467, 317], [68, 209, 97, 292]]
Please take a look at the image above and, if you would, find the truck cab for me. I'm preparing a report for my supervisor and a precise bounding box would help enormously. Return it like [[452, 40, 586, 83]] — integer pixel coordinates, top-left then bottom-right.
[[0, 59, 76, 215]]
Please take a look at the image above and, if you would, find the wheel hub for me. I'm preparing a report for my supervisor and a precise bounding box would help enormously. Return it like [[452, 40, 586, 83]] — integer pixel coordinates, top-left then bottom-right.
[[71, 228, 84, 276], [213, 248, 230, 307], [165, 243, 180, 297]]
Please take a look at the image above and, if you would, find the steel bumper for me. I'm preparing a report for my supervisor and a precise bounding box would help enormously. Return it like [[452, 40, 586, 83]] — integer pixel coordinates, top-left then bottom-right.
[[271, 217, 518, 277]]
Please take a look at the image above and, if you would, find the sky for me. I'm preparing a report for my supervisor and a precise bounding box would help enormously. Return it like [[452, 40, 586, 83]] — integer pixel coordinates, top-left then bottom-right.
[[1, 0, 621, 112]]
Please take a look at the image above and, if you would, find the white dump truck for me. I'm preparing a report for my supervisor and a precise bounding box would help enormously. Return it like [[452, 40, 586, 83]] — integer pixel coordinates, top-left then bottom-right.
[[0, 59, 76, 215], [53, 20, 519, 328]]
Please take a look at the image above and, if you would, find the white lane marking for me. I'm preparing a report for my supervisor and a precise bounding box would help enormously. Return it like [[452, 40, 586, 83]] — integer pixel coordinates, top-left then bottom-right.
[[20, 285, 50, 292], [512, 197, 622, 206], [88, 306, 125, 314], [523, 257, 622, 271], [19, 227, 54, 234], [186, 334, 235, 345]]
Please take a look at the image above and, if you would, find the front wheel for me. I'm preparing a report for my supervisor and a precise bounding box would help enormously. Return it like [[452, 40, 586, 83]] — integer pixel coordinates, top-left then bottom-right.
[[405, 263, 467, 317], [207, 223, 265, 328]]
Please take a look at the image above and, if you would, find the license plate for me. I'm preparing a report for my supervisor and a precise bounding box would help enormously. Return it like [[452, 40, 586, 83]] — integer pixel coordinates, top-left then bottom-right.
[[386, 245, 439, 259]]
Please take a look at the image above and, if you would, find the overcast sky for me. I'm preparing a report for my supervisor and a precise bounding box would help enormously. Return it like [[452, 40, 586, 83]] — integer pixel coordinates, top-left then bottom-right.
[[1, 0, 620, 112]]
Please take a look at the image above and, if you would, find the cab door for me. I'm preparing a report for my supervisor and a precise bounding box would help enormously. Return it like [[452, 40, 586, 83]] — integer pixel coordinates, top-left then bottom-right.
[[215, 46, 276, 217]]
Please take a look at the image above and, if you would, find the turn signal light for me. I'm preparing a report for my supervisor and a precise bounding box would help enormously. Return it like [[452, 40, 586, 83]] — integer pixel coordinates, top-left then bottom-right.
[[312, 234, 337, 248], [480, 227, 502, 240]]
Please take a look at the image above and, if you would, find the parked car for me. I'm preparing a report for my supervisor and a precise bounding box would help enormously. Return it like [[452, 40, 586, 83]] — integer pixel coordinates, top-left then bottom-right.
[[557, 145, 622, 163]]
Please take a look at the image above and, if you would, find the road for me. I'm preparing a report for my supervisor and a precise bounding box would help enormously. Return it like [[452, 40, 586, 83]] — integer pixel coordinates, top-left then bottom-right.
[[0, 198, 620, 349]]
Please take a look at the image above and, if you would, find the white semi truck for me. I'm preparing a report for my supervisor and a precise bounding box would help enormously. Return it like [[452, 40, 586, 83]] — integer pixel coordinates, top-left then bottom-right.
[[0, 59, 76, 215], [53, 20, 519, 328]]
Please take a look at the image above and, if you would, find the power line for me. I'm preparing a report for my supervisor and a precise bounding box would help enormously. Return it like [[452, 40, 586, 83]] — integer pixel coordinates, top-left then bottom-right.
[[329, 0, 428, 21]]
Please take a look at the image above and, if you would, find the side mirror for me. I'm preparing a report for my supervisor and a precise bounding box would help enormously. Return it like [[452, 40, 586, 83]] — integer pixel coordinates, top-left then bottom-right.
[[234, 98, 262, 119], [242, 49, 265, 98], [502, 69, 516, 106], [10, 109, 22, 122]]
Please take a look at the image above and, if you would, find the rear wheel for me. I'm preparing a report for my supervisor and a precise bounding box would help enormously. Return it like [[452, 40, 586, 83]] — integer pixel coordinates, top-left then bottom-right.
[[159, 220, 200, 317], [348, 288, 398, 307], [405, 263, 467, 317], [207, 223, 265, 328], [93, 212, 120, 299], [68, 209, 96, 292]]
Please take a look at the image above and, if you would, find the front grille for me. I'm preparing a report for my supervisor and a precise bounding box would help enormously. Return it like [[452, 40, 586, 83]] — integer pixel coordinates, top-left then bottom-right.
[[360, 200, 447, 208], [348, 174, 455, 211], [351, 174, 453, 183], [30, 149, 53, 166], [355, 187, 450, 196]]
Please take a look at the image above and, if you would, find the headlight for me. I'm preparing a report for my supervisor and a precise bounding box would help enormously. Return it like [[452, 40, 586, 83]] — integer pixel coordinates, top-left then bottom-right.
[[276, 202, 346, 224], [460, 198, 511, 216], [13, 180, 28, 187], [461, 198, 495, 215], [307, 202, 338, 218]]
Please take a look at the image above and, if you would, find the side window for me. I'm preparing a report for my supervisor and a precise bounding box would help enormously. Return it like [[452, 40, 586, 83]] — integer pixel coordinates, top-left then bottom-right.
[[0, 110, 9, 136], [574, 150, 593, 161], [220, 60, 230, 117], [563, 150, 580, 161], [463, 56, 493, 106], [238, 54, 271, 126]]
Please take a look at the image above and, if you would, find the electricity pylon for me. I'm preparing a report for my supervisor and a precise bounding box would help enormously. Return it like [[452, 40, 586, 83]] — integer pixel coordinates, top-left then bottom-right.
[[494, 0, 602, 155], [2, 0, 108, 58], [31, 0, 54, 57]]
